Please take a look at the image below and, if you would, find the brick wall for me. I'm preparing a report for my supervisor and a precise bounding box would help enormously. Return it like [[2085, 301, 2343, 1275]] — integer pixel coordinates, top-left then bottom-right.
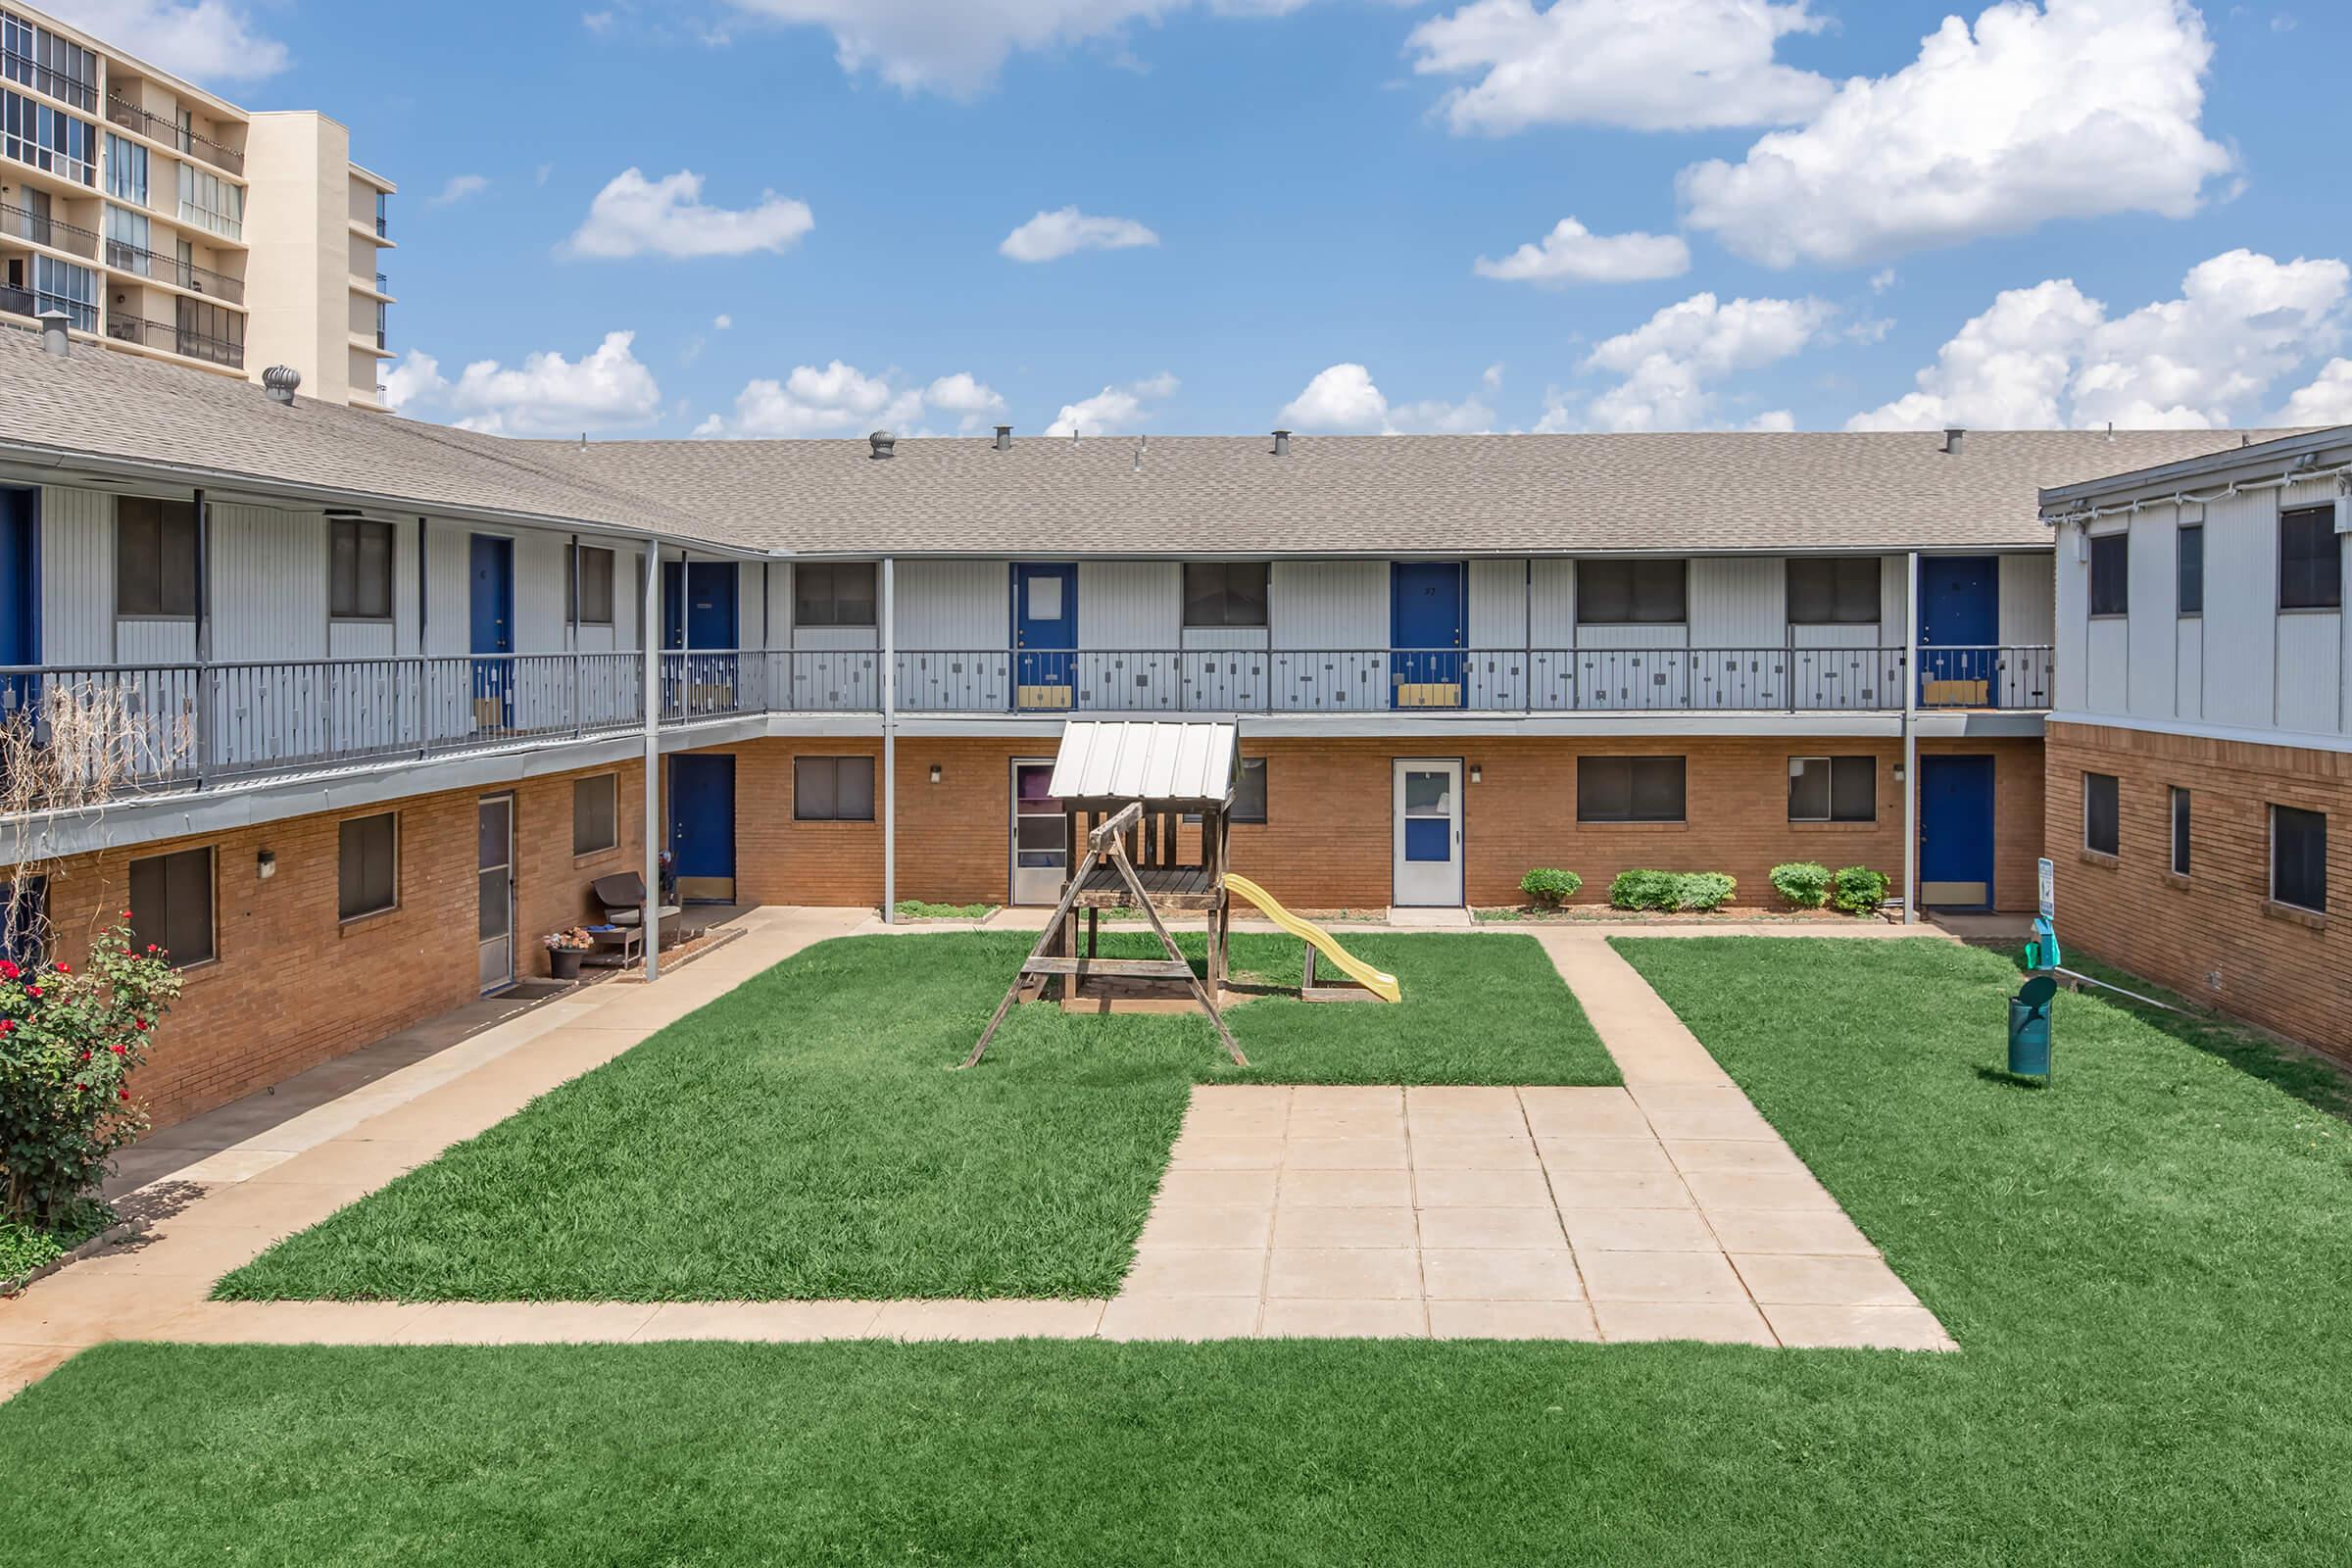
[[722, 732, 2044, 916], [2046, 721, 2350, 1060], [39, 759, 645, 1131]]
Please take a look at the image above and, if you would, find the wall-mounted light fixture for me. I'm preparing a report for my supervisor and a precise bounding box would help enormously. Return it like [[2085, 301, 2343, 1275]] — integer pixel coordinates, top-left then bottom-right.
[[1891, 763, 1906, 784], [256, 850, 276, 881], [928, 764, 943, 784], [1469, 764, 1483, 785]]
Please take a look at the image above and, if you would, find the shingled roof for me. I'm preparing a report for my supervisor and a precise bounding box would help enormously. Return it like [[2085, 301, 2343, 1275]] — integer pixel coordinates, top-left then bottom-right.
[[0, 323, 2294, 557]]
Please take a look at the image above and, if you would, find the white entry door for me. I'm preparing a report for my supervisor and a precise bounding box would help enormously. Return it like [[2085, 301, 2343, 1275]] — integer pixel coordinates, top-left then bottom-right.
[[1393, 759, 1463, 906], [477, 794, 514, 992]]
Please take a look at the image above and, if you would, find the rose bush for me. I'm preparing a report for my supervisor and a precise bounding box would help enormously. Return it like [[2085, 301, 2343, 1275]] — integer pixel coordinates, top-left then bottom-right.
[[1, 919, 180, 1228]]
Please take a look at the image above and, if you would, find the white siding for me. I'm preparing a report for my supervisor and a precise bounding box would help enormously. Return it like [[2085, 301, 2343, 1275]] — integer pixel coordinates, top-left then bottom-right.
[[212, 504, 326, 663], [1690, 558, 1782, 647], [2054, 531, 2089, 711], [1467, 560, 1527, 649], [423, 525, 473, 657], [2176, 618, 2203, 723], [514, 531, 569, 652], [1080, 562, 1180, 648], [39, 485, 113, 664], [1998, 554, 2055, 647], [1528, 560, 1575, 649], [2199, 494, 2274, 727], [1879, 555, 1911, 650], [1271, 561, 1386, 650], [895, 559, 1000, 651], [2124, 513, 2175, 720], [2276, 612, 2341, 734]]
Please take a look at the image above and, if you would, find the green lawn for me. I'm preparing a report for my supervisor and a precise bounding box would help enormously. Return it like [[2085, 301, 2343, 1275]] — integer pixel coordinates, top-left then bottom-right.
[[213, 930, 1610, 1302], [10, 937, 2352, 1563]]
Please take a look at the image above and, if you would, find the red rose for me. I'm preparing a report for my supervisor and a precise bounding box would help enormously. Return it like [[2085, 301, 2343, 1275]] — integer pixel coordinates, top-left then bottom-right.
[[53, 962, 69, 974], [133, 1019, 148, 1031], [78, 1051, 90, 1062], [110, 1043, 124, 1054], [24, 986, 39, 999], [117, 1089, 128, 1101], [0, 959, 16, 979], [0, 1019, 12, 1034], [144, 945, 158, 955]]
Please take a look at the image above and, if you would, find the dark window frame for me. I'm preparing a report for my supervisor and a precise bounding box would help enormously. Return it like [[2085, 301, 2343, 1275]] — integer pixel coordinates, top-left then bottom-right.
[[2176, 524, 2203, 617], [1576, 755, 1688, 824], [2083, 771, 2120, 858], [1787, 558, 1883, 626], [1577, 560, 1688, 626], [2087, 532, 2130, 618], [794, 563, 878, 629], [2170, 786, 2191, 878], [115, 496, 198, 618], [336, 811, 399, 923], [126, 846, 216, 968], [2278, 506, 2343, 612], [1788, 756, 1877, 823], [572, 773, 619, 857], [571, 546, 616, 627], [1182, 562, 1270, 629], [1232, 757, 1267, 823], [329, 517, 395, 622], [794, 755, 876, 822], [2271, 805, 2328, 914]]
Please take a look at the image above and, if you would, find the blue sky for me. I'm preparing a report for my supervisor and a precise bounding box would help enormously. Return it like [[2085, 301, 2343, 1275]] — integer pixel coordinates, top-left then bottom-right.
[[65, 0, 2352, 439]]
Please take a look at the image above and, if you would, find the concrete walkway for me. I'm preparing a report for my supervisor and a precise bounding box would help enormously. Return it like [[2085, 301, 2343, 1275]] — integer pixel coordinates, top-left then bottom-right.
[[0, 912, 1953, 1400]]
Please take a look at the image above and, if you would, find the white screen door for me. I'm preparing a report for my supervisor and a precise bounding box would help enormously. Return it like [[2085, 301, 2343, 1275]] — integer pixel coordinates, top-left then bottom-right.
[[477, 794, 514, 992], [1392, 759, 1463, 906]]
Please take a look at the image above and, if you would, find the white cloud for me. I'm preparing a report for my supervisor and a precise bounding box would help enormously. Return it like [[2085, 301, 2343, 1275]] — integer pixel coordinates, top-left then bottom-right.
[[1681, 0, 2233, 268], [1472, 217, 1690, 286], [694, 362, 1004, 438], [582, 9, 615, 30], [712, 314, 733, 330], [42, 1, 288, 83], [1046, 372, 1181, 438], [722, 0, 1299, 96], [1407, 0, 1831, 134], [1869, 269, 1897, 294], [429, 173, 490, 207], [385, 332, 664, 437], [1277, 364, 1494, 434], [1482, 363, 1504, 392], [1850, 249, 2350, 430], [999, 207, 1161, 263], [564, 169, 814, 261], [1579, 292, 1834, 431], [2279, 359, 2352, 425]]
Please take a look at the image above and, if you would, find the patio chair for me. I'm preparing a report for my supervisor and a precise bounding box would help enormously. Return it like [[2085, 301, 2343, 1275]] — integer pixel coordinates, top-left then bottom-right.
[[590, 872, 682, 942]]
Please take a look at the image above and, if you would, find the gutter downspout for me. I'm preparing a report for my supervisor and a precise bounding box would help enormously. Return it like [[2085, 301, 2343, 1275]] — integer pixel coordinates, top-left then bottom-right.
[[193, 488, 210, 786], [1903, 550, 1920, 927], [642, 538, 662, 981], [881, 557, 897, 924]]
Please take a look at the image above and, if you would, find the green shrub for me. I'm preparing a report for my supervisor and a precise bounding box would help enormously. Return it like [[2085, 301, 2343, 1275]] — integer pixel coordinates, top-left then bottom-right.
[[1518, 868, 1584, 909], [1674, 872, 1737, 911], [1770, 860, 1833, 908], [1608, 869, 1681, 911], [1831, 865, 1892, 915]]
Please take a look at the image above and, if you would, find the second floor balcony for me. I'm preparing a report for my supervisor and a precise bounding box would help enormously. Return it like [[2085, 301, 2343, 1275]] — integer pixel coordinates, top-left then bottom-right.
[[105, 310, 243, 368], [103, 236, 243, 304], [104, 93, 244, 175]]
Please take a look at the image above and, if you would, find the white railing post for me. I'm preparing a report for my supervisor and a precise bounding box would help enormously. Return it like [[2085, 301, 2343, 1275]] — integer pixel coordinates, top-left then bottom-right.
[[1903, 551, 1920, 926], [882, 557, 897, 925], [642, 538, 662, 982]]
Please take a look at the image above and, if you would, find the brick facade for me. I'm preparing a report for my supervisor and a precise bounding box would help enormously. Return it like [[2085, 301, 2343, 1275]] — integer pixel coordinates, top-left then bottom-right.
[[714, 732, 2044, 916], [2045, 720, 2350, 1061], [38, 760, 646, 1131]]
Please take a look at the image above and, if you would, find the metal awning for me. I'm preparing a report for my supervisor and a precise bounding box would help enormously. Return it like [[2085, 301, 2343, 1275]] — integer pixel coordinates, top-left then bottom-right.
[[1049, 720, 1237, 808]]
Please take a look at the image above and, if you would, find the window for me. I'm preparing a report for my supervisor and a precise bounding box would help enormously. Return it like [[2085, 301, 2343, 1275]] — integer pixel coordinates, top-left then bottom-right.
[[127, 847, 214, 967], [1183, 563, 1269, 628], [1233, 757, 1267, 823], [337, 812, 398, 921], [2, 876, 46, 967], [1577, 756, 1687, 823], [115, 496, 198, 616], [1578, 561, 1686, 624], [569, 546, 615, 626], [104, 131, 145, 205], [2170, 787, 2191, 878], [3, 13, 95, 111], [2088, 532, 2130, 616], [2083, 772, 2120, 858], [2176, 523, 2203, 616], [794, 756, 875, 821], [2278, 506, 2343, 612], [31, 253, 93, 331], [3, 89, 96, 185], [103, 203, 149, 272], [374, 189, 388, 239], [329, 518, 393, 620], [173, 296, 242, 368], [1787, 559, 1882, 625], [176, 162, 241, 239], [1788, 757, 1877, 823], [2271, 806, 2328, 913], [572, 774, 618, 857], [794, 563, 877, 628]]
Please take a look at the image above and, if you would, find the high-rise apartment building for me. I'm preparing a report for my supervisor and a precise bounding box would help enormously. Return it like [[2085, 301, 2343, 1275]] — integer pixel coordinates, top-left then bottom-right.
[[0, 2, 394, 407]]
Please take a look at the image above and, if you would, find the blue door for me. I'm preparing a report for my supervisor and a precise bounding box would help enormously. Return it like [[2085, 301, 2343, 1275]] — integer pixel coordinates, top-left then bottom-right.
[[1918, 557, 1998, 706], [1391, 562, 1466, 709], [468, 534, 514, 730], [663, 562, 742, 716], [669, 754, 736, 902], [1012, 563, 1077, 710], [1919, 755, 1995, 910], [0, 488, 36, 721]]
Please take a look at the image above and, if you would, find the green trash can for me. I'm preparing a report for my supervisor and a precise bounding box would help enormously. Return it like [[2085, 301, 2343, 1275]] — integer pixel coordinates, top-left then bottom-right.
[[2008, 975, 2056, 1079]]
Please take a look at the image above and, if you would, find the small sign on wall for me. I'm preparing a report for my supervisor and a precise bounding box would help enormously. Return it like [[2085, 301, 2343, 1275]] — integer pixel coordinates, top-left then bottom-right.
[[2037, 857, 2056, 922]]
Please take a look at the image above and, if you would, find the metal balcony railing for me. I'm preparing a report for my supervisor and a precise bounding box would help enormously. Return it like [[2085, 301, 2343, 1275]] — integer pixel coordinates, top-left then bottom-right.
[[1, 198, 97, 259], [104, 93, 243, 174], [105, 312, 244, 368], [2, 47, 96, 114], [101, 236, 243, 304], [0, 646, 2056, 806]]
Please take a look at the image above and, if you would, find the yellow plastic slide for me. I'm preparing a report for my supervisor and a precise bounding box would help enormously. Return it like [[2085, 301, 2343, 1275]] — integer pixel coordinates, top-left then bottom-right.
[[1224, 874, 1402, 1003]]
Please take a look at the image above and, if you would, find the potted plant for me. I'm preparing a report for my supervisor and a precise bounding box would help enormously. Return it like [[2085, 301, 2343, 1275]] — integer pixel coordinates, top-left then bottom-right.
[[544, 927, 594, 980]]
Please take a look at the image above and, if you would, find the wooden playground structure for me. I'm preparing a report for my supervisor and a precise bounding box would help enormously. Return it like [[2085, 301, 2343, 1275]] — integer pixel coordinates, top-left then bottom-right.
[[960, 721, 1398, 1070]]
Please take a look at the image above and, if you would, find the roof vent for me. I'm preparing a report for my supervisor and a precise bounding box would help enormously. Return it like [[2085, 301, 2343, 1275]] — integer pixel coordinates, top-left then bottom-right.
[[868, 429, 896, 460], [1941, 426, 1965, 456], [35, 308, 69, 358], [1272, 428, 1292, 457], [993, 424, 1012, 452], [263, 365, 302, 405]]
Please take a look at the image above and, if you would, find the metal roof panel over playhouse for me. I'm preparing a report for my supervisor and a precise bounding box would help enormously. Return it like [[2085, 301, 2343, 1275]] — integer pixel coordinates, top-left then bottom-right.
[[1049, 721, 1238, 808]]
